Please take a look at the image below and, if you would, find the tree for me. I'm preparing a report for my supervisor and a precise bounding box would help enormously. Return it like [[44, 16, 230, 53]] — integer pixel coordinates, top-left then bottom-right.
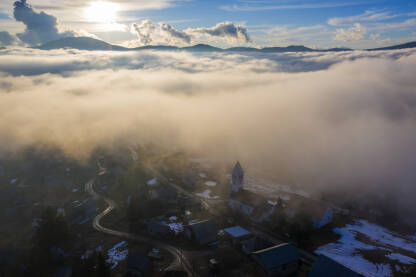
[[34, 206, 72, 251], [96, 252, 111, 277]]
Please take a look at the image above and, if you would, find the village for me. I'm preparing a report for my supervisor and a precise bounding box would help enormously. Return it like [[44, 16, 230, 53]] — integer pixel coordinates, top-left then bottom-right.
[[0, 147, 415, 277]]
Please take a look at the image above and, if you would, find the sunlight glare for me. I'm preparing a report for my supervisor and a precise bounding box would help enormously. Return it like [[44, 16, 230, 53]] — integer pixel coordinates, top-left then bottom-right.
[[84, 1, 120, 24]]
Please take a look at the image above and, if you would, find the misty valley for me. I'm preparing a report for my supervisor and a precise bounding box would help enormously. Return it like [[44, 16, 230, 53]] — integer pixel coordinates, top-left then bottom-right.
[[2, 0, 416, 276]]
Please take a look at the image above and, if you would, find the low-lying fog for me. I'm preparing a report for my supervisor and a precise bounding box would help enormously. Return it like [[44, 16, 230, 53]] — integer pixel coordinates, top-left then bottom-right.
[[1, 47, 416, 218]]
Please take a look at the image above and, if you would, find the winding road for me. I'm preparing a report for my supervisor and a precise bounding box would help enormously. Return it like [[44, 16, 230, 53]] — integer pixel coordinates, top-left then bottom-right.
[[85, 180, 195, 276]]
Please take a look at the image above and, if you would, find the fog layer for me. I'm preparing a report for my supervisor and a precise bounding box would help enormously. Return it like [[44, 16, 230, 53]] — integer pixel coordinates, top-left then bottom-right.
[[1, 48, 416, 212]]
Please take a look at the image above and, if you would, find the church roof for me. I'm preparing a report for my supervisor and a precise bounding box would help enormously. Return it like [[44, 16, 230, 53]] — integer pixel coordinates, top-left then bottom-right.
[[233, 161, 244, 175]]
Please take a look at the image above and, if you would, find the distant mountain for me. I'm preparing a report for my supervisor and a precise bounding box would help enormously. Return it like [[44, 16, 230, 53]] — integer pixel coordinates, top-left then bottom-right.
[[261, 45, 314, 52], [320, 47, 352, 52], [37, 37, 416, 53], [227, 47, 261, 52], [133, 45, 179, 51], [36, 37, 127, 51], [368, 41, 416, 51], [182, 44, 223, 52]]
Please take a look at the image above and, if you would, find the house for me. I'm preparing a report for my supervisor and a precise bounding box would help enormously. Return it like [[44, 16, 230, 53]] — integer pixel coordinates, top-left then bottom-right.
[[185, 220, 218, 245], [146, 219, 171, 237], [241, 236, 274, 255], [54, 266, 72, 277], [149, 186, 178, 204], [285, 199, 333, 229], [228, 162, 275, 223], [308, 255, 364, 277], [251, 243, 300, 277], [126, 254, 152, 277], [223, 225, 252, 245]]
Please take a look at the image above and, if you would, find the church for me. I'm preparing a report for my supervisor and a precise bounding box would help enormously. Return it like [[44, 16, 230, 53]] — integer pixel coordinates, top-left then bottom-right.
[[228, 162, 276, 223]]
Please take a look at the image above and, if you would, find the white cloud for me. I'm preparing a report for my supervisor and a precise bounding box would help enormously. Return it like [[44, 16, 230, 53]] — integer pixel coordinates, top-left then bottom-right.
[[220, 2, 361, 12], [334, 23, 366, 42], [328, 10, 397, 26], [185, 21, 251, 43], [128, 20, 250, 46]]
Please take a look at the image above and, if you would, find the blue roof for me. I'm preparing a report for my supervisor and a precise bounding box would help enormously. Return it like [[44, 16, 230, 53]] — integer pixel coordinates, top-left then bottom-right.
[[308, 255, 363, 277], [252, 243, 299, 270], [224, 226, 251, 238]]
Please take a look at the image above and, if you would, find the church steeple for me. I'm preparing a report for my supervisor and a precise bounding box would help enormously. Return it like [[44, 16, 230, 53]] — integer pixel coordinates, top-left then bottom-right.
[[232, 161, 244, 193]]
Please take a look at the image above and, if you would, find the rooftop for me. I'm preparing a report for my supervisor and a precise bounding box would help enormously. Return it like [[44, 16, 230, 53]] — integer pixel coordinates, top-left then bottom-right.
[[224, 226, 251, 238], [252, 243, 299, 270], [308, 255, 363, 277]]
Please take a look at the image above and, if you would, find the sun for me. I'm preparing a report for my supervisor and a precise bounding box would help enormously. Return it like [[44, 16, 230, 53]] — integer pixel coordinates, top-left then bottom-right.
[[84, 1, 120, 24]]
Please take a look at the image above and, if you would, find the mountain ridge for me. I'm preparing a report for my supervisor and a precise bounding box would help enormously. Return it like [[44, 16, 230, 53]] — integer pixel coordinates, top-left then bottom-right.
[[34, 37, 416, 53]]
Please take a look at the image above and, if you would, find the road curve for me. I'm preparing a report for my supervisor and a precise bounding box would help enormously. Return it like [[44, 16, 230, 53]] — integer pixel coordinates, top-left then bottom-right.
[[85, 180, 195, 276]]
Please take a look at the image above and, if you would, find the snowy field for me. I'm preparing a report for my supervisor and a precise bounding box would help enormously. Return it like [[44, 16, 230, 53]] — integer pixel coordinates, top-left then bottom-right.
[[106, 241, 128, 270], [316, 220, 416, 277], [195, 189, 219, 199]]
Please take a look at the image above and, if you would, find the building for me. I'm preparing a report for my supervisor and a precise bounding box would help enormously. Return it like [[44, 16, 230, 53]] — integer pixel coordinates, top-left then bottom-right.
[[185, 220, 218, 245], [285, 199, 333, 229], [126, 254, 152, 277], [251, 243, 300, 277], [223, 225, 252, 245], [229, 162, 275, 223], [146, 219, 171, 237], [308, 255, 364, 277], [232, 161, 244, 193], [241, 236, 274, 255]]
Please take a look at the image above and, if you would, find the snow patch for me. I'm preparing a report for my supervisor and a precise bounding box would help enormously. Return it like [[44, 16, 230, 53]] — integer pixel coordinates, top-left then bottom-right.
[[147, 178, 158, 186], [316, 220, 416, 277], [204, 181, 217, 187], [199, 173, 207, 178], [106, 241, 128, 270], [387, 253, 416, 265], [168, 223, 184, 234], [195, 189, 219, 199]]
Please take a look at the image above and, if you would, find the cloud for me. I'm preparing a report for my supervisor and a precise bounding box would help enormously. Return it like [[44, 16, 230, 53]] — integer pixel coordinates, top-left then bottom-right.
[[1, 47, 415, 76], [220, 2, 363, 12], [131, 19, 156, 45], [2, 48, 416, 216], [328, 10, 397, 26], [13, 0, 75, 45], [129, 19, 191, 46], [160, 23, 191, 44], [2, 48, 416, 218], [0, 31, 19, 46], [128, 20, 250, 46], [186, 21, 251, 43], [334, 23, 366, 42]]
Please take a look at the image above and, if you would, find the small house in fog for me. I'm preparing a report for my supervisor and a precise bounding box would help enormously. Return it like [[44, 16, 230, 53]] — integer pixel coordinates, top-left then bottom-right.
[[229, 162, 275, 222], [241, 236, 274, 255], [285, 200, 333, 229], [126, 254, 152, 277], [224, 225, 251, 245], [251, 243, 300, 277], [308, 255, 363, 277], [146, 219, 171, 237], [185, 220, 218, 245]]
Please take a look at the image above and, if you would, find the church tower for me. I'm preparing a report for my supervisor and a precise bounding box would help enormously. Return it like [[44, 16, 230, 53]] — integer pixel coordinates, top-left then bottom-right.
[[232, 161, 244, 193]]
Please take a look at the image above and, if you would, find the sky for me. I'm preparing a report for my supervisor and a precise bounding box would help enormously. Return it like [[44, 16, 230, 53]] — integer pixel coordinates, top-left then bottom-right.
[[0, 0, 416, 48]]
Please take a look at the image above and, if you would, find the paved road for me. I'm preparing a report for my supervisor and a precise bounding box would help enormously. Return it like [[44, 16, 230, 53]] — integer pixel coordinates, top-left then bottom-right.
[[85, 180, 196, 276]]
